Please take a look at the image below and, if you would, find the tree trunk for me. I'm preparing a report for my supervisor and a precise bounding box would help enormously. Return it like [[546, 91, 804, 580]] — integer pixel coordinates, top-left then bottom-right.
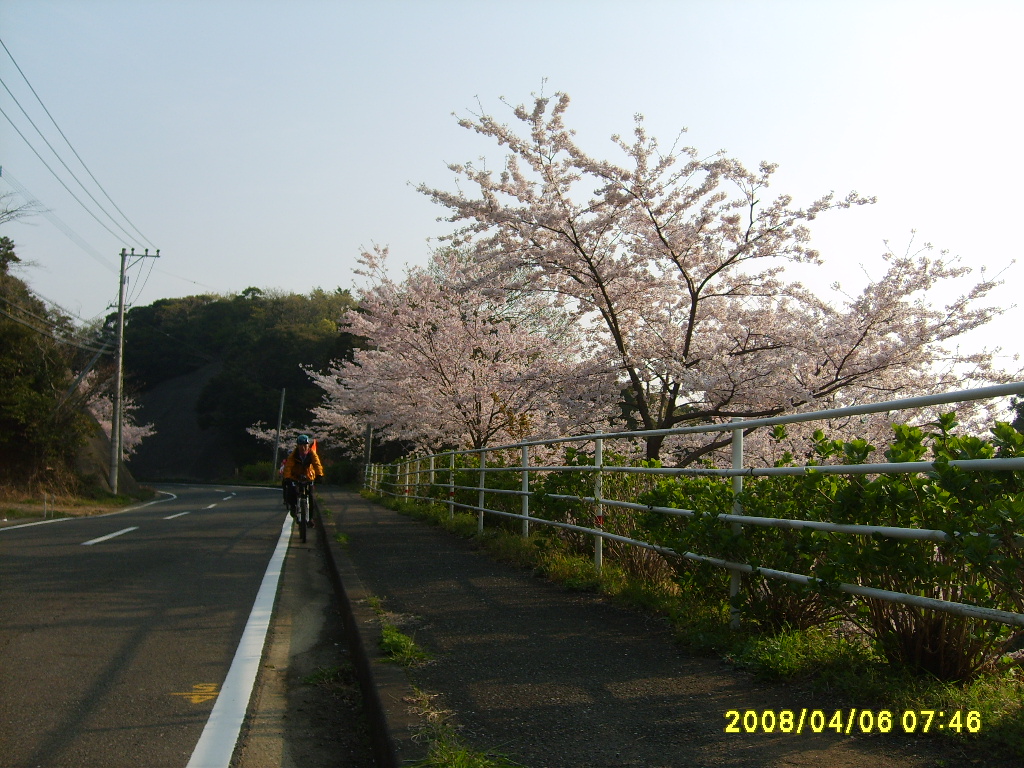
[[645, 434, 665, 462]]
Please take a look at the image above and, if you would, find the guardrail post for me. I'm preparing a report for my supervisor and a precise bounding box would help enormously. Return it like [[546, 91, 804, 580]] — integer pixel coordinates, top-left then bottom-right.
[[448, 452, 456, 519], [730, 420, 744, 630], [594, 437, 604, 574], [429, 454, 435, 491], [478, 450, 487, 533], [521, 443, 530, 538]]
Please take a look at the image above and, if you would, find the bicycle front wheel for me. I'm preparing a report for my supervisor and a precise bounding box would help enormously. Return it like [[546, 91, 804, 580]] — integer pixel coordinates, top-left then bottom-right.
[[298, 496, 308, 543]]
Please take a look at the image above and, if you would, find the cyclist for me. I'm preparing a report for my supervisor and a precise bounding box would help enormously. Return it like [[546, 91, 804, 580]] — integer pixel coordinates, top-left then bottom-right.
[[282, 434, 324, 526]]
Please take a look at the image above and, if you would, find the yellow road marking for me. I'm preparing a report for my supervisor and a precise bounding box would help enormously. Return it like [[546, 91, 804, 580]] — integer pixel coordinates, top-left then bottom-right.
[[171, 683, 220, 704]]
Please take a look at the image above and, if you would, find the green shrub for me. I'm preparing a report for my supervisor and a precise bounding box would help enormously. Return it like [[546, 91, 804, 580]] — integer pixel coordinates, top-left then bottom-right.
[[817, 415, 1024, 681], [370, 416, 1024, 682], [238, 461, 274, 483], [323, 458, 361, 486]]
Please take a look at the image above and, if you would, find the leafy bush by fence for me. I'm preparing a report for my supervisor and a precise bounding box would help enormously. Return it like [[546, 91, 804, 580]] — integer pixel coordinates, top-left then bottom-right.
[[368, 413, 1024, 681]]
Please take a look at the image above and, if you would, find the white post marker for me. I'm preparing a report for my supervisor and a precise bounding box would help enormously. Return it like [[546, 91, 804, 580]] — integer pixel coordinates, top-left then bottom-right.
[[185, 513, 291, 768]]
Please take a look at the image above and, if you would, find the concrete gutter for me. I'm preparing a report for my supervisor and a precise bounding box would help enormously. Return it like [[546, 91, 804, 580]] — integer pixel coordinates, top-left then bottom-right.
[[314, 493, 428, 768]]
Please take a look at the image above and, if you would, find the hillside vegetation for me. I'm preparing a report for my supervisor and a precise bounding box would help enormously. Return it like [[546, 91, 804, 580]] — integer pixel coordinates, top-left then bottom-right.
[[0, 236, 100, 494], [124, 286, 359, 479], [0, 237, 396, 492]]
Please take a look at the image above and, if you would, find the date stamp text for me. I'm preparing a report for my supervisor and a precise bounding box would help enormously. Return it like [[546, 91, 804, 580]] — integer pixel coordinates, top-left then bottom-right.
[[724, 709, 981, 735]]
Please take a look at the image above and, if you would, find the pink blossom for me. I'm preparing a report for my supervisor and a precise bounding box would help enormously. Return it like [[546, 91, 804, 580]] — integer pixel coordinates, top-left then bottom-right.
[[417, 92, 1007, 463]]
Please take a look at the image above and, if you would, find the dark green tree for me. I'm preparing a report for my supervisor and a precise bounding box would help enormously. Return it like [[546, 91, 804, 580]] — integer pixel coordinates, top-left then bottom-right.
[[123, 286, 360, 470], [0, 237, 94, 488]]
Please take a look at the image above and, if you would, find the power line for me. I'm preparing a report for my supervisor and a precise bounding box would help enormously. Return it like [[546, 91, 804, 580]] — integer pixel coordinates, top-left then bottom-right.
[[0, 105, 142, 247], [151, 265, 222, 293], [0, 167, 118, 273], [0, 75, 146, 249], [0, 293, 70, 329], [0, 302, 111, 354], [3, 168, 151, 315], [30, 286, 110, 326], [0, 291, 108, 348], [3, 169, 162, 317], [126, 253, 157, 306], [0, 35, 157, 250]]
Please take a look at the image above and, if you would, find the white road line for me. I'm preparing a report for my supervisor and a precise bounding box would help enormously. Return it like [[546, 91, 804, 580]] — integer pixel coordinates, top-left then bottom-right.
[[221, 496, 234, 501], [0, 491, 178, 534], [82, 527, 139, 546], [186, 514, 291, 768], [0, 517, 71, 533], [204, 504, 217, 509], [95, 490, 177, 517], [164, 511, 191, 520]]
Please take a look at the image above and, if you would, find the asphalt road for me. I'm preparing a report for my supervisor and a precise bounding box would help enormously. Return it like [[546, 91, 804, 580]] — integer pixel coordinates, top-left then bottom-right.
[[234, 509, 374, 768], [0, 484, 288, 768]]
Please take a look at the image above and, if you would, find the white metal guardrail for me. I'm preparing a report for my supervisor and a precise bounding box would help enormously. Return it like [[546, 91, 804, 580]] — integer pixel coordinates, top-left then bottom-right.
[[365, 382, 1024, 629]]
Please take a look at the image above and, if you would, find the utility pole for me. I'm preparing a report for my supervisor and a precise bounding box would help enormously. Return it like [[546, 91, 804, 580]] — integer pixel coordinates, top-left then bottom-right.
[[270, 388, 286, 482], [108, 247, 159, 494], [363, 423, 373, 466]]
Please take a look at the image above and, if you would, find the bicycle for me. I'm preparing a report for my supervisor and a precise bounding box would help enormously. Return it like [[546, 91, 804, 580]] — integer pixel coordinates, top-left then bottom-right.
[[290, 479, 315, 543]]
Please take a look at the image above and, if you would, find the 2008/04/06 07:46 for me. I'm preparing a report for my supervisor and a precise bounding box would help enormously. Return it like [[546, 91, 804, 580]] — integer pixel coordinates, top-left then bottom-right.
[[725, 709, 981, 735]]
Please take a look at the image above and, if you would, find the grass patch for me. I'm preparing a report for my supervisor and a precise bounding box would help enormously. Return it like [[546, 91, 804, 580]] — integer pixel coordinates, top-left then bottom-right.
[[473, 528, 540, 569], [303, 664, 350, 686], [534, 549, 601, 591], [0, 506, 69, 520], [735, 625, 879, 681], [407, 687, 523, 768], [414, 733, 523, 768], [334, 531, 349, 546], [367, 595, 432, 667], [0, 487, 154, 520], [380, 624, 431, 666]]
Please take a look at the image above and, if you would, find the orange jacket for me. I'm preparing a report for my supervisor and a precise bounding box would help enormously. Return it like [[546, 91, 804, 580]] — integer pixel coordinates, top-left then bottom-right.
[[282, 445, 324, 482]]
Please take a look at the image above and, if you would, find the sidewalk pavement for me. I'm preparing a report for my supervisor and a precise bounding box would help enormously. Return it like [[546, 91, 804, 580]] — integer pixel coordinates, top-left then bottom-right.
[[314, 488, 984, 768]]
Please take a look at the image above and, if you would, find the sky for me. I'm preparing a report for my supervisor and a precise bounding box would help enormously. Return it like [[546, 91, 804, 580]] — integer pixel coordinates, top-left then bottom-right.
[[1, 0, 1021, 373]]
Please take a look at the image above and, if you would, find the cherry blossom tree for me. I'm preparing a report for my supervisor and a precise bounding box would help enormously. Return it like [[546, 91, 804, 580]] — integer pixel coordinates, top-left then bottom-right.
[[419, 92, 1004, 462], [86, 387, 156, 459], [310, 246, 615, 452]]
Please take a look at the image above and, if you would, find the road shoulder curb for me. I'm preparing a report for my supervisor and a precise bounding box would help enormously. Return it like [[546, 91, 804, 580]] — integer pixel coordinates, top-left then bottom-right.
[[316, 495, 428, 768]]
